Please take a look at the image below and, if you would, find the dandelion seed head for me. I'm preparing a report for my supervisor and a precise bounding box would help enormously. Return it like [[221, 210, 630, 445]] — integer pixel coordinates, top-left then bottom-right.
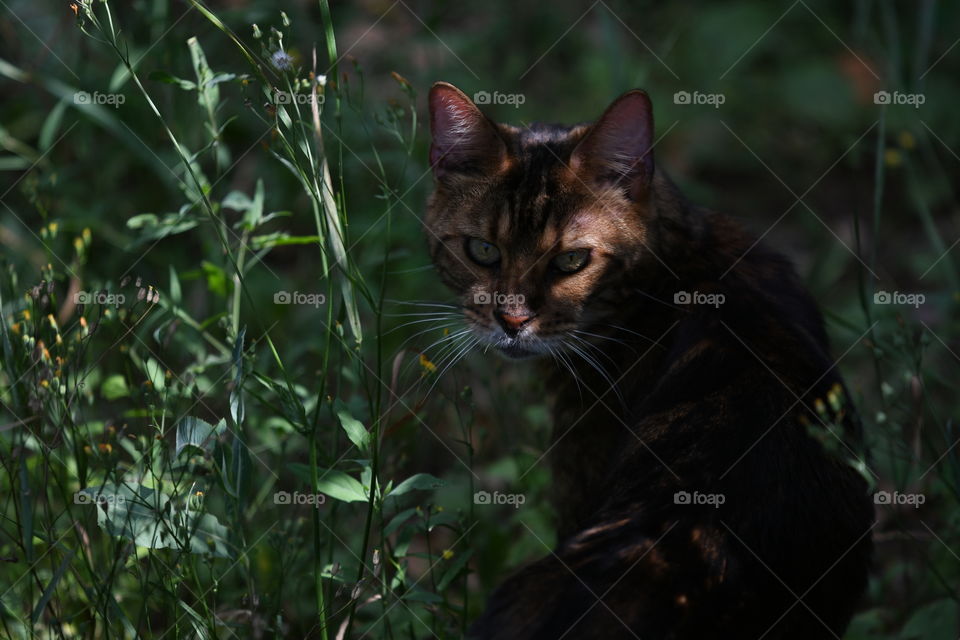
[[271, 50, 293, 71]]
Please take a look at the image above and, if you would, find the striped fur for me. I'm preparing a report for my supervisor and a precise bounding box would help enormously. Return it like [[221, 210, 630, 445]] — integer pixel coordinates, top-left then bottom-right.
[[425, 83, 872, 639]]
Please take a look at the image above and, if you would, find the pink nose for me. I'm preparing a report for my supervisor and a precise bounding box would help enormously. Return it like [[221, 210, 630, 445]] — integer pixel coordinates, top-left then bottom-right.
[[496, 312, 532, 333]]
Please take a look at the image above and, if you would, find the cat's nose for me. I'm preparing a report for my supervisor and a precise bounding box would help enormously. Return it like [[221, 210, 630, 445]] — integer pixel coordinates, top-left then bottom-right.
[[495, 310, 534, 335]]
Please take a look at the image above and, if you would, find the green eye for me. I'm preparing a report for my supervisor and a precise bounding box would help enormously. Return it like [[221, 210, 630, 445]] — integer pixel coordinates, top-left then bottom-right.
[[551, 249, 591, 273], [466, 237, 501, 266]]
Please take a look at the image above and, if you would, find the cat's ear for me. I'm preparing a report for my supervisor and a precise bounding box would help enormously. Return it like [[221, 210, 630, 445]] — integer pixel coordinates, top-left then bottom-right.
[[570, 90, 654, 200], [429, 82, 508, 181]]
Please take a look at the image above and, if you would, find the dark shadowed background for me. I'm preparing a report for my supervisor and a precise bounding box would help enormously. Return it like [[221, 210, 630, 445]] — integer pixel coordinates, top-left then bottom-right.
[[1, 0, 958, 638]]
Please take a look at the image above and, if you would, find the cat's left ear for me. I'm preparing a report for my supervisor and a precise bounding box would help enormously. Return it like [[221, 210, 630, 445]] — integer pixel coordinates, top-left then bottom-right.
[[570, 90, 654, 201]]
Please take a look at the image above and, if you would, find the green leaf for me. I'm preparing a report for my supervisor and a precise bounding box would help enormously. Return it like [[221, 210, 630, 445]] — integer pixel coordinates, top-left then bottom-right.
[[149, 70, 197, 91], [231, 434, 250, 505], [0, 156, 32, 170], [246, 178, 264, 229], [388, 473, 444, 498], [316, 471, 368, 503], [144, 358, 165, 392], [175, 416, 224, 456], [201, 261, 229, 297], [900, 598, 958, 640], [230, 327, 245, 427], [337, 409, 371, 454], [403, 588, 443, 604], [289, 465, 368, 503], [100, 374, 129, 400], [39, 100, 69, 152], [384, 507, 418, 537], [277, 105, 293, 129], [178, 600, 212, 640], [31, 549, 75, 624], [221, 190, 252, 212], [80, 483, 230, 558], [249, 232, 321, 249], [125, 211, 200, 244], [168, 264, 182, 306], [436, 549, 473, 592], [188, 37, 218, 113]]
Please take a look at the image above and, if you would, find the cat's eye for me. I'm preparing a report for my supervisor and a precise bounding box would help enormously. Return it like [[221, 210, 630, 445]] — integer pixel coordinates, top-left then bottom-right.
[[551, 249, 591, 273], [465, 237, 501, 266]]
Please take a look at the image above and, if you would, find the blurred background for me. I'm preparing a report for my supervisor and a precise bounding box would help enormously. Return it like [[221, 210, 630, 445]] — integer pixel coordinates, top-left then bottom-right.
[[1, 0, 958, 638]]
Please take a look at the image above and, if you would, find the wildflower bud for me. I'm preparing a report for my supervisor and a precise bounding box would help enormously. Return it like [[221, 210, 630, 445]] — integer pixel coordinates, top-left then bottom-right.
[[281, 11, 290, 27], [827, 390, 842, 413], [252, 23, 262, 39], [813, 398, 826, 416]]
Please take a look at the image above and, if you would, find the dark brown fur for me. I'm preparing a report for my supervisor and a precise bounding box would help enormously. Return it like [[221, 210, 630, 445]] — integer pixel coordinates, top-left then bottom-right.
[[424, 83, 872, 639]]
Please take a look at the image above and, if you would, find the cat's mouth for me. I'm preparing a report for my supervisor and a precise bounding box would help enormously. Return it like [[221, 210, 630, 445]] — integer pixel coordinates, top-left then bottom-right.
[[481, 330, 551, 359], [495, 340, 539, 359]]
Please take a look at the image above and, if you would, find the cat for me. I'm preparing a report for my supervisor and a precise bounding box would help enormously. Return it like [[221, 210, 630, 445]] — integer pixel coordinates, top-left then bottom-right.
[[424, 82, 873, 639]]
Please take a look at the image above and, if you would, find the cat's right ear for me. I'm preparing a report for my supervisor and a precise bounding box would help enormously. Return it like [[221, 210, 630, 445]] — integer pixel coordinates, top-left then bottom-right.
[[428, 82, 508, 181]]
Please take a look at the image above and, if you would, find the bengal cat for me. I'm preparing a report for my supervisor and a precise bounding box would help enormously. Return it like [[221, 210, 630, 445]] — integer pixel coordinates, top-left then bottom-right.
[[424, 82, 872, 639]]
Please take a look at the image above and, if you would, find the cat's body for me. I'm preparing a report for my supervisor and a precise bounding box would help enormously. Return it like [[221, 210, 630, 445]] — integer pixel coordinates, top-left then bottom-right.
[[424, 84, 873, 639]]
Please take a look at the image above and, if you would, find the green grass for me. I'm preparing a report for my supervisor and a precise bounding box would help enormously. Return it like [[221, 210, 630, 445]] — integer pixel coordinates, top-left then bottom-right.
[[1, 0, 959, 638]]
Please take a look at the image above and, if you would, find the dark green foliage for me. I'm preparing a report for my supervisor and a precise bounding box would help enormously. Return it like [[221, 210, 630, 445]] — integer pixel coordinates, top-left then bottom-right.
[[0, 1, 957, 638]]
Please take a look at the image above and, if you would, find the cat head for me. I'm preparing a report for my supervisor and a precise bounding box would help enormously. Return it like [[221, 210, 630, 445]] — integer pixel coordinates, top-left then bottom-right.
[[424, 82, 660, 359]]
